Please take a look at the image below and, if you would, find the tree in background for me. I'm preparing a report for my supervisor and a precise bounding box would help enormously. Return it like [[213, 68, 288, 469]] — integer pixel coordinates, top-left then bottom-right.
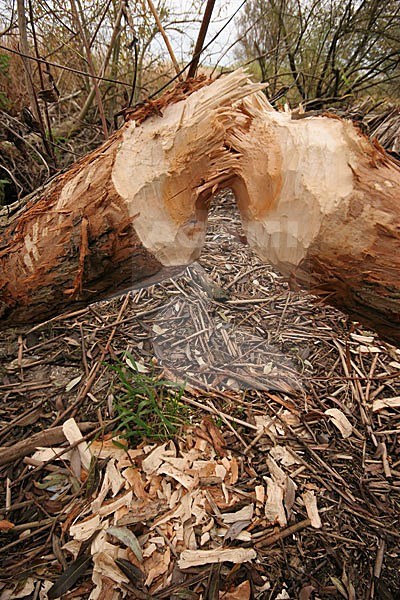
[[236, 0, 400, 107], [0, 0, 201, 199]]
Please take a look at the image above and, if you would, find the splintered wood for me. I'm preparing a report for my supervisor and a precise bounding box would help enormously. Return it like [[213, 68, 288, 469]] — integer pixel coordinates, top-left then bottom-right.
[[24, 418, 318, 598], [1, 69, 399, 345]]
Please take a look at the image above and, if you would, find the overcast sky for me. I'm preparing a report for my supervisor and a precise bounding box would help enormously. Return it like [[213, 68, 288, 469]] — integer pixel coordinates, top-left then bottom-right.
[[166, 0, 245, 67]]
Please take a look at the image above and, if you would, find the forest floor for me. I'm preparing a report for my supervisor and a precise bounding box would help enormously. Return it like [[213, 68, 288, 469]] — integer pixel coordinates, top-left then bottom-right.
[[0, 192, 399, 600]]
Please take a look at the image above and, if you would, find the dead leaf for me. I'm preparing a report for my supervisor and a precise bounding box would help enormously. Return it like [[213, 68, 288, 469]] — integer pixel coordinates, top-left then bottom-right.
[[65, 375, 83, 392], [223, 520, 252, 543], [114, 558, 145, 585], [0, 519, 14, 531], [220, 580, 251, 600], [47, 555, 92, 600], [106, 526, 142, 561], [330, 576, 348, 598], [299, 585, 315, 600], [325, 408, 352, 438], [203, 417, 227, 456], [342, 565, 356, 600]]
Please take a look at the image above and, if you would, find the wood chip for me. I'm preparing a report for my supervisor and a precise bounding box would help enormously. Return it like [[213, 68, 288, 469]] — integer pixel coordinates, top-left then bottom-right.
[[144, 548, 171, 587], [302, 490, 321, 528], [157, 464, 195, 490], [221, 504, 254, 524], [372, 396, 400, 412], [70, 514, 101, 541], [178, 547, 257, 569], [98, 491, 133, 517], [265, 478, 287, 527], [142, 443, 172, 474], [62, 418, 92, 471]]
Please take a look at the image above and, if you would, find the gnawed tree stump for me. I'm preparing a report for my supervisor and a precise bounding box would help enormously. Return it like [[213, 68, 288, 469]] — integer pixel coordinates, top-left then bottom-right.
[[227, 92, 400, 345], [0, 70, 399, 345], [0, 74, 263, 325]]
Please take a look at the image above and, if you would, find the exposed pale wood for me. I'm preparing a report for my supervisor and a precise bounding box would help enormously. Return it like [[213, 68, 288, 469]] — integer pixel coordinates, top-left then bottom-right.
[[0, 72, 263, 326], [227, 91, 400, 345], [0, 70, 399, 345]]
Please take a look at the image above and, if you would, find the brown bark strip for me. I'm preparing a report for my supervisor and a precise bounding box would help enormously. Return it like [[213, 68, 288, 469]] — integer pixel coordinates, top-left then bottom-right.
[[0, 422, 96, 467], [255, 518, 312, 548]]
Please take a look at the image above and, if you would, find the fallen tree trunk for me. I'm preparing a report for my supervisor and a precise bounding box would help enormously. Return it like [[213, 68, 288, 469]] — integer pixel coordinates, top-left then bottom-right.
[[1, 71, 399, 345], [0, 74, 262, 325], [227, 92, 400, 345]]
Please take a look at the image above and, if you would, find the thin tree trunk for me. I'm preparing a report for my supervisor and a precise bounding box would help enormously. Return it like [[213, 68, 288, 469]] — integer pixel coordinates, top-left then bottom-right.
[[144, 0, 182, 80], [16, 0, 38, 120], [74, 3, 124, 134], [70, 0, 108, 138]]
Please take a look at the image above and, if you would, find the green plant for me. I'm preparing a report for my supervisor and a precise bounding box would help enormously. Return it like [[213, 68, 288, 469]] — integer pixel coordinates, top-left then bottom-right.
[[110, 353, 188, 443], [0, 53, 10, 109], [0, 178, 10, 205], [0, 53, 10, 74]]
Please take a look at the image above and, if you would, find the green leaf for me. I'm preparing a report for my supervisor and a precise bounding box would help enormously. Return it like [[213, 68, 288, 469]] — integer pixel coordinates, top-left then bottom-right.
[[106, 526, 143, 560]]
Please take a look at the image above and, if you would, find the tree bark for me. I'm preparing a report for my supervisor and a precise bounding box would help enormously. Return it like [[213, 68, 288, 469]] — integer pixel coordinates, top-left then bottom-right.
[[0, 73, 262, 326], [227, 93, 400, 345], [0, 71, 399, 345]]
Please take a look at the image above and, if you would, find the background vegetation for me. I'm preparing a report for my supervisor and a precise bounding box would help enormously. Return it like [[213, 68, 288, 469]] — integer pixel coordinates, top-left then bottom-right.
[[236, 0, 400, 107], [0, 0, 399, 204]]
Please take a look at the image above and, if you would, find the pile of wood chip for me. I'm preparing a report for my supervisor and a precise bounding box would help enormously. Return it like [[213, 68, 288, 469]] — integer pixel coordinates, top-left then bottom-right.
[[6, 414, 326, 599]]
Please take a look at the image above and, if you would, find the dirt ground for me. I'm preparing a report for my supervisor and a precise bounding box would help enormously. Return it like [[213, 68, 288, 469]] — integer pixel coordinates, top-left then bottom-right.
[[0, 192, 399, 599]]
